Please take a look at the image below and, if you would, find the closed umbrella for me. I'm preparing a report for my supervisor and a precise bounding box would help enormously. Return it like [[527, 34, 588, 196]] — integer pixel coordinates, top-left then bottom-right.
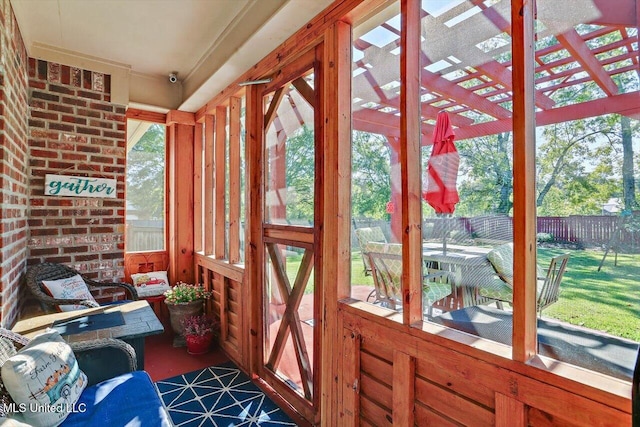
[[423, 111, 459, 253]]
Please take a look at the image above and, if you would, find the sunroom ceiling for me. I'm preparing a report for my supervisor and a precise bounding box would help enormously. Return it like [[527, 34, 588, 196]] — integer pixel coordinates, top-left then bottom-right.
[[10, 0, 334, 112]]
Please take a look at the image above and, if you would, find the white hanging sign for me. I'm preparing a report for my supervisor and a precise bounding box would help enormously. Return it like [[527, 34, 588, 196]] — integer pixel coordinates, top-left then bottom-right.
[[44, 174, 117, 199]]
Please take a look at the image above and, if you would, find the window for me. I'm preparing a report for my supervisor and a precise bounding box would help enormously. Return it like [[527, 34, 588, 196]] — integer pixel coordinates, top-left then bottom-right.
[[532, 0, 639, 379], [125, 121, 166, 252]]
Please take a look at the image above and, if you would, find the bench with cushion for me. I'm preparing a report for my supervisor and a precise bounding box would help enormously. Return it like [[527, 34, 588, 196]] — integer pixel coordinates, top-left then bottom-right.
[[0, 328, 171, 426], [24, 263, 138, 314]]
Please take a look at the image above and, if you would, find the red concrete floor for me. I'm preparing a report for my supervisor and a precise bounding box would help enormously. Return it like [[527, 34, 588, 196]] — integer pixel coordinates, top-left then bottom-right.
[[144, 317, 229, 382]]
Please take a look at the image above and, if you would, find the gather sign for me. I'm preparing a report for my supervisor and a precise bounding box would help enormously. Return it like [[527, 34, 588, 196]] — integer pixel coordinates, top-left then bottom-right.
[[44, 174, 117, 199]]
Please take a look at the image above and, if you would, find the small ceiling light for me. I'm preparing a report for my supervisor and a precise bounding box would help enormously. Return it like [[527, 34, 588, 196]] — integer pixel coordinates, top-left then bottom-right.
[[238, 78, 272, 86]]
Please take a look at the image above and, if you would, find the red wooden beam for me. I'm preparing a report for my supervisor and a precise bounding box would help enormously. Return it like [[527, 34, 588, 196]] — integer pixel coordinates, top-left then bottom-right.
[[453, 92, 639, 140], [556, 29, 619, 96]]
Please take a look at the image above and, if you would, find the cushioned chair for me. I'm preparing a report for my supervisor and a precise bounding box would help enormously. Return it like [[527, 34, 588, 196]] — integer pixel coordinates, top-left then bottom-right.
[[124, 252, 171, 320], [367, 251, 452, 315], [354, 227, 387, 276], [0, 328, 171, 426], [480, 243, 570, 316], [24, 263, 138, 313]]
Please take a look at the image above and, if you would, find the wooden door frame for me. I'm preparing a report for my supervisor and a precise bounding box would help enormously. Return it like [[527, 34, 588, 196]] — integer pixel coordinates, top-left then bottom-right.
[[247, 46, 322, 424]]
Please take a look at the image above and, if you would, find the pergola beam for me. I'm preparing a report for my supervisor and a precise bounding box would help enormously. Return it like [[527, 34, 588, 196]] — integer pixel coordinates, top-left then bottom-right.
[[556, 29, 619, 96], [453, 92, 639, 140]]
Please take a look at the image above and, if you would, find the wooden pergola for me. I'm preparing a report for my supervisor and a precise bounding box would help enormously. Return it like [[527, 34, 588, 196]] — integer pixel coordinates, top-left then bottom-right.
[[268, 0, 639, 241]]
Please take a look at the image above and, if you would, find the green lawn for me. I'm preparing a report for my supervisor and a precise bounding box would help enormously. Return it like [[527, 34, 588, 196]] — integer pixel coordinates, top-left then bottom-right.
[[538, 248, 640, 341], [282, 248, 640, 341]]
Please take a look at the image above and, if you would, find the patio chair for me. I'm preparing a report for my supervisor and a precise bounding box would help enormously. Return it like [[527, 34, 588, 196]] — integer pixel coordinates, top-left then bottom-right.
[[354, 226, 387, 276], [24, 262, 138, 313], [480, 248, 570, 317], [367, 251, 452, 315], [124, 251, 171, 320], [0, 328, 171, 425]]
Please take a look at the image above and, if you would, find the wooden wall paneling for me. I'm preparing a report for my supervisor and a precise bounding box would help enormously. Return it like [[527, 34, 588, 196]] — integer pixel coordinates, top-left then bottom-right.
[[228, 96, 242, 264], [400, 0, 423, 324], [166, 117, 195, 284], [321, 20, 353, 426], [414, 404, 460, 427], [217, 273, 228, 350], [245, 84, 265, 375], [194, 122, 204, 253], [204, 115, 215, 255], [414, 374, 494, 425], [360, 394, 392, 426], [511, 0, 538, 361], [340, 303, 631, 426], [392, 351, 415, 426], [360, 373, 392, 413], [360, 351, 393, 387], [339, 328, 361, 426], [496, 392, 526, 427], [214, 105, 228, 259], [527, 407, 582, 427]]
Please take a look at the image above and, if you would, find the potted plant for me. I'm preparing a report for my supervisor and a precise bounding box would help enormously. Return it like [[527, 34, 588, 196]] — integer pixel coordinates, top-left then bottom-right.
[[182, 314, 219, 355], [164, 282, 212, 347]]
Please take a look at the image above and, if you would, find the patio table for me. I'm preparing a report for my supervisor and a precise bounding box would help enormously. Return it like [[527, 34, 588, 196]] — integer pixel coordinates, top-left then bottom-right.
[[423, 245, 498, 309], [13, 300, 164, 370]]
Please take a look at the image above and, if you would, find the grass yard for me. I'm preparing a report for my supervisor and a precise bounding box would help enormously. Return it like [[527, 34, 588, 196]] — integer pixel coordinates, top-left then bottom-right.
[[538, 248, 640, 341], [281, 247, 640, 341]]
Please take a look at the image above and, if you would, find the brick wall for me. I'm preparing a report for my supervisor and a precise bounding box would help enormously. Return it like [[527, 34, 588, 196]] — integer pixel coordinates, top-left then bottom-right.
[[27, 59, 127, 292], [0, 0, 29, 326]]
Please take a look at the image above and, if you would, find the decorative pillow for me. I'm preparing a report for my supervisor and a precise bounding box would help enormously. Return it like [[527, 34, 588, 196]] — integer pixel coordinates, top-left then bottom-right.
[[41, 275, 97, 312], [487, 243, 514, 286], [1, 330, 87, 427], [130, 271, 171, 298], [487, 242, 547, 286]]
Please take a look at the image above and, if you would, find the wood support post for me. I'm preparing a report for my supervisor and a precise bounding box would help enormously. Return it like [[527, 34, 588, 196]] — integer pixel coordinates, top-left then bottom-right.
[[320, 19, 353, 426], [511, 0, 538, 361], [400, 0, 424, 324], [166, 111, 195, 285]]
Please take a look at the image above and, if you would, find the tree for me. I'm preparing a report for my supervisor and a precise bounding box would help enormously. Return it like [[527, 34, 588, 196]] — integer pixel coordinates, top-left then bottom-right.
[[351, 131, 391, 219], [455, 132, 513, 216], [126, 124, 165, 220], [282, 125, 315, 222]]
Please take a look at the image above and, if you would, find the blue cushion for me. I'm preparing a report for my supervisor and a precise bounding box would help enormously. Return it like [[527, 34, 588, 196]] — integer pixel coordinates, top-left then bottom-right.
[[62, 371, 171, 426]]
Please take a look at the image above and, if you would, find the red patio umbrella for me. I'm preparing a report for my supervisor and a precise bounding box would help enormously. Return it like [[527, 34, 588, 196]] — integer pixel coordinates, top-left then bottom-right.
[[423, 110, 459, 214]]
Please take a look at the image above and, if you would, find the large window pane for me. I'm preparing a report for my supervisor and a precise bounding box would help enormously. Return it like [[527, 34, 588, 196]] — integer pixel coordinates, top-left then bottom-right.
[[419, 0, 515, 333], [350, 2, 403, 308], [125, 121, 165, 252], [264, 74, 315, 226], [534, 0, 639, 380]]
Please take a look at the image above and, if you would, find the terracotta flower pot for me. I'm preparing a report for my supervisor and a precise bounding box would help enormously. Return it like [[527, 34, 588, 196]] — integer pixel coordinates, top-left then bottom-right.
[[185, 333, 214, 355], [165, 300, 204, 347]]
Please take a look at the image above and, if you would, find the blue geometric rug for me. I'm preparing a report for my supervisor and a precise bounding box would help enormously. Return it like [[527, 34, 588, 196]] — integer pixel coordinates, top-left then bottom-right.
[[155, 361, 298, 426]]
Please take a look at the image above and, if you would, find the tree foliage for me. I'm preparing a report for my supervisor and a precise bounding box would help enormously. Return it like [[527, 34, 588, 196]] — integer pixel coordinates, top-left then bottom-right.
[[126, 124, 165, 220], [352, 131, 391, 220]]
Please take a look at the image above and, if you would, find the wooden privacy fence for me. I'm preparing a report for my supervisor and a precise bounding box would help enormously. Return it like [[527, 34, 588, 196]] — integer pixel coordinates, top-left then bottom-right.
[[353, 215, 639, 249]]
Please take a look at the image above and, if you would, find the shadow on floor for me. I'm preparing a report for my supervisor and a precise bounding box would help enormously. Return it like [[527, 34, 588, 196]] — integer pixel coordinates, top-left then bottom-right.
[[144, 317, 229, 382]]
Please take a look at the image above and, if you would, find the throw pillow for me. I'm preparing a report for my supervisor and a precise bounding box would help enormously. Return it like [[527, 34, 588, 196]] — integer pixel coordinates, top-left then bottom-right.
[[41, 275, 97, 312], [486, 243, 514, 286], [130, 271, 171, 298], [1, 330, 87, 427]]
